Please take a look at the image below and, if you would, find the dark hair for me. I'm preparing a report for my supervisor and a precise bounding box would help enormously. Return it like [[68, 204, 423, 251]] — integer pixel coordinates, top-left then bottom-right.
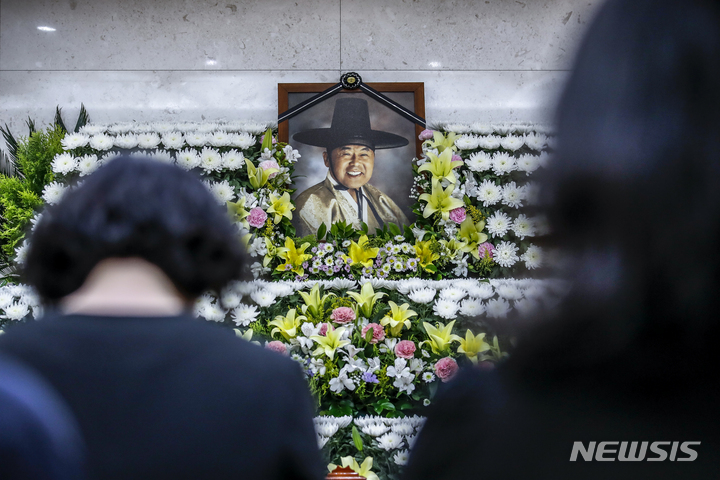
[[24, 156, 244, 302], [509, 0, 720, 385]]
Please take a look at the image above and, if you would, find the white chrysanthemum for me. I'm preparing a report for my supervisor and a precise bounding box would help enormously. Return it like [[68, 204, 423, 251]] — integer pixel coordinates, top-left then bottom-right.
[[76, 154, 99, 176], [1, 302, 29, 320], [486, 211, 511, 238], [232, 303, 260, 327], [361, 423, 390, 437], [89, 134, 114, 151], [152, 150, 173, 163], [512, 214, 535, 239], [391, 423, 414, 436], [108, 123, 132, 134], [233, 132, 256, 149], [433, 299, 459, 319], [200, 147, 223, 173], [51, 153, 77, 174], [492, 152, 516, 175], [250, 289, 276, 307], [315, 422, 339, 437], [477, 179, 502, 207], [524, 182, 541, 206], [14, 242, 29, 265], [79, 124, 107, 135], [185, 132, 208, 147], [444, 123, 471, 134], [521, 244, 543, 269], [486, 298, 511, 319], [0, 290, 14, 308], [407, 288, 436, 304], [492, 241, 519, 267], [161, 131, 184, 149], [42, 182, 67, 205], [496, 284, 523, 300], [422, 371, 436, 383], [517, 154, 540, 175], [175, 149, 200, 170], [494, 124, 512, 135], [500, 135, 524, 151], [137, 132, 161, 149], [220, 291, 242, 310], [242, 122, 268, 135], [471, 123, 494, 135], [477, 135, 501, 149], [439, 287, 466, 301], [393, 449, 410, 466], [223, 150, 245, 170], [61, 133, 89, 150], [465, 151, 492, 173], [209, 180, 235, 204], [265, 282, 295, 297], [524, 133, 546, 150], [208, 131, 230, 147], [114, 134, 138, 149], [459, 298, 485, 317], [454, 135, 479, 150], [376, 432, 404, 451], [198, 303, 226, 322], [538, 151, 551, 167], [514, 298, 540, 317], [502, 182, 524, 209], [396, 279, 426, 294]]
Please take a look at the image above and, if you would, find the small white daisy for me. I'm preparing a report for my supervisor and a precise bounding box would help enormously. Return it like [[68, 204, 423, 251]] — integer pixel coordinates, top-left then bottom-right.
[[422, 372, 436, 383]]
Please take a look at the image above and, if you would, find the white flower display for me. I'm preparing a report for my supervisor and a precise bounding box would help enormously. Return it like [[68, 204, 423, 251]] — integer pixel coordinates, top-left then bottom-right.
[[41, 182, 67, 205], [161, 132, 184, 149], [209, 131, 230, 147], [200, 147, 223, 173], [511, 214, 535, 239], [486, 298, 511, 319], [185, 132, 208, 147], [439, 287, 466, 301], [175, 149, 200, 170], [477, 179, 502, 207], [492, 241, 519, 268], [89, 134, 114, 151], [77, 154, 99, 176], [51, 153, 77, 174], [79, 124, 107, 135], [470, 123, 494, 135], [523, 133, 546, 150], [393, 450, 410, 466], [501, 182, 524, 209], [517, 154, 540, 175], [1, 302, 29, 320], [465, 151, 492, 172], [114, 134, 138, 149], [477, 135, 501, 149], [454, 135, 479, 150], [376, 432, 404, 451], [444, 123, 471, 134], [223, 150, 245, 170], [361, 423, 390, 437], [496, 284, 523, 301], [250, 289, 276, 307], [233, 132, 256, 149], [491, 152, 516, 175], [500, 135, 524, 151], [60, 133, 89, 150], [486, 211, 511, 238], [433, 299, 459, 319], [459, 298, 485, 317], [521, 244, 543, 269], [407, 288, 435, 304], [466, 282, 494, 299], [137, 133, 161, 149]]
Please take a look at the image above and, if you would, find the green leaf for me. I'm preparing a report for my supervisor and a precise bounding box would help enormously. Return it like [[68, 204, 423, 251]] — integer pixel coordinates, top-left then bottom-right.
[[73, 103, 89, 133], [261, 128, 273, 151], [54, 106, 67, 134], [351, 426, 364, 451], [388, 222, 401, 236], [317, 222, 327, 240], [372, 399, 396, 415]]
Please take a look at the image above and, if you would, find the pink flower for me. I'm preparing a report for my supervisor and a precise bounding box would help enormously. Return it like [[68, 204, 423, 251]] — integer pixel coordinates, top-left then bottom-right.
[[247, 207, 268, 228], [434, 357, 459, 382], [266, 341, 288, 356], [361, 323, 386, 344], [318, 323, 329, 336], [477, 242, 495, 260], [394, 340, 416, 359], [418, 129, 434, 141], [330, 307, 356, 324], [258, 159, 280, 179], [451, 154, 463, 163], [449, 207, 466, 224]]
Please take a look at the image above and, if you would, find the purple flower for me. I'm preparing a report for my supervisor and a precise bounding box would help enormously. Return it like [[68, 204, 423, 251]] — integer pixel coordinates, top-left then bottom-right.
[[361, 372, 379, 384], [302, 262, 309, 269], [344, 265, 351, 272], [258, 159, 280, 178], [247, 207, 268, 228], [418, 129, 434, 141], [449, 207, 466, 224], [320, 265, 329, 272], [312, 247, 318, 253], [333, 265, 341, 272], [451, 154, 463, 163]]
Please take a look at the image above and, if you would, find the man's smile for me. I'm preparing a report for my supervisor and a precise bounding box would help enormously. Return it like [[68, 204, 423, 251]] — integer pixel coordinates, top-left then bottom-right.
[[347, 171, 363, 177]]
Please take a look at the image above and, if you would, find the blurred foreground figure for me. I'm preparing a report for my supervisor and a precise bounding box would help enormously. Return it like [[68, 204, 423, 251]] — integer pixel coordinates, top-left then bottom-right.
[[0, 157, 324, 480], [404, 0, 720, 479], [0, 355, 85, 480]]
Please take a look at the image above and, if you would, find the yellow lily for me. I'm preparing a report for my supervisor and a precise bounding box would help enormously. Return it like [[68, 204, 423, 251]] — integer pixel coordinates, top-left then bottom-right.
[[266, 192, 294, 224], [419, 179, 465, 221], [423, 130, 459, 154], [328, 457, 379, 480], [418, 148, 463, 184], [226, 197, 249, 228], [298, 283, 334, 319], [342, 235, 379, 268], [263, 237, 286, 268], [311, 326, 350, 360], [414, 240, 440, 273], [275, 237, 312, 276], [269, 308, 306, 340], [457, 329, 491, 363], [458, 217, 489, 259], [423, 320, 462, 355], [246, 160, 278, 190], [380, 301, 417, 337], [234, 328, 261, 346], [347, 282, 386, 318], [439, 238, 469, 258]]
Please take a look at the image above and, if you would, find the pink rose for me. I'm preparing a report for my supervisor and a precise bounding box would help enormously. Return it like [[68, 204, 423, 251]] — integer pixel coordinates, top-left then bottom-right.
[[361, 323, 386, 344], [247, 207, 268, 228], [451, 154, 463, 163], [318, 323, 329, 336], [418, 129, 434, 141], [330, 307, 356, 324], [449, 207, 466, 224], [477, 242, 495, 260], [394, 340, 416, 359], [258, 159, 280, 179], [434, 357, 459, 382], [266, 341, 288, 356]]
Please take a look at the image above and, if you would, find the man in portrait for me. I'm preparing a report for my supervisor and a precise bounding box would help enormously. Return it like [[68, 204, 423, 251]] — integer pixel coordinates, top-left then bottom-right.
[[292, 97, 410, 237]]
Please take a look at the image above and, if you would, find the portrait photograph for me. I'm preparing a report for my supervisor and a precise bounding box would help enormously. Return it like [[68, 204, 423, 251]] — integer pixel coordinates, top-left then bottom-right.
[[278, 83, 424, 237]]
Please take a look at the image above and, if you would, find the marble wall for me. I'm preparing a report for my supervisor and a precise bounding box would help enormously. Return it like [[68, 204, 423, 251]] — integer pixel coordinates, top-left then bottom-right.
[[0, 0, 601, 132]]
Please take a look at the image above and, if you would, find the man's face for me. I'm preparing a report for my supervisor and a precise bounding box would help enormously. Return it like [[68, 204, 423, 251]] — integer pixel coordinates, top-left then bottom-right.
[[323, 144, 375, 190]]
